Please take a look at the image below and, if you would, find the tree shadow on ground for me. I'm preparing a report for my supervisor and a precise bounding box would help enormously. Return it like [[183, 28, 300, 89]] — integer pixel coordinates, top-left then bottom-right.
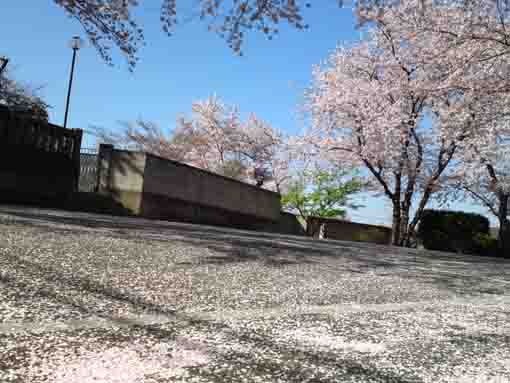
[[1, 210, 510, 382], [0, 251, 179, 323], [138, 319, 421, 383], [3, 207, 510, 296], [411, 272, 509, 296], [0, 206, 392, 255], [0, 207, 404, 268], [2, 206, 510, 310]]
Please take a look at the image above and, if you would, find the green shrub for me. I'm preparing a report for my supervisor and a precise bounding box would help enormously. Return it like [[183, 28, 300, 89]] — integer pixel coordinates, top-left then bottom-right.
[[418, 209, 490, 254], [473, 233, 500, 257]]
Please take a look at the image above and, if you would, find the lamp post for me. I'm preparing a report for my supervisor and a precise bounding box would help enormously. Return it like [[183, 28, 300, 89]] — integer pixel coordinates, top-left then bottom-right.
[[63, 36, 83, 129]]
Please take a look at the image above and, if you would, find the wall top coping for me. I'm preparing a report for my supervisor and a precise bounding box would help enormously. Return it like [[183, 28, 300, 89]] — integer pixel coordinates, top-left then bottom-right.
[[144, 151, 281, 197], [308, 216, 392, 231]]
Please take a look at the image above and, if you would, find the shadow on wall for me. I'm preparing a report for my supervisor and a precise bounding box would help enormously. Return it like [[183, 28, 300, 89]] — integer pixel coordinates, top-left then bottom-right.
[[86, 144, 296, 234], [62, 192, 134, 216]]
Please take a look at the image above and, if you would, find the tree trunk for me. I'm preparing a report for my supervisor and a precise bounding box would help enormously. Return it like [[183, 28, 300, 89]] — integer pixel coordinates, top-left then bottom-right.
[[306, 217, 321, 237], [399, 205, 410, 247], [497, 193, 509, 256], [391, 200, 402, 246], [391, 172, 402, 246]]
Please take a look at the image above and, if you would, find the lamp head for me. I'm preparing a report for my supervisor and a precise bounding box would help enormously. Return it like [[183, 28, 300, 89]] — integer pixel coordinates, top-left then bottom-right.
[[69, 36, 84, 50]]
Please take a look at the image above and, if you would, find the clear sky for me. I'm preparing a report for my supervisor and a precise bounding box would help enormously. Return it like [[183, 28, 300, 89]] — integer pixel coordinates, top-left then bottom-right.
[[1, 1, 496, 226]]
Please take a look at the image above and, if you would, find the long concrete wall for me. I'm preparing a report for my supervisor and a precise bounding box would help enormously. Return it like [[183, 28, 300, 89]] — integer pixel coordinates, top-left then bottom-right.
[[96, 146, 146, 214], [257, 212, 306, 236], [142, 153, 281, 221], [307, 217, 392, 245], [96, 146, 283, 228]]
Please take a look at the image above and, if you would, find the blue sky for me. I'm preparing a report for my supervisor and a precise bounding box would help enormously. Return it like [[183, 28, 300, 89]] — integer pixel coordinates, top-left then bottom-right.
[[1, 1, 495, 226]]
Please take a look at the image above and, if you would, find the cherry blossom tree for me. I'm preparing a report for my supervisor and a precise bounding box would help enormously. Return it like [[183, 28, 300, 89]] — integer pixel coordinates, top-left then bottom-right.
[[94, 95, 294, 190], [304, 0, 510, 247], [305, 22, 477, 246], [180, 98, 300, 191], [235, 113, 298, 192], [359, 0, 510, 110], [49, 1, 510, 70], [0, 64, 48, 120], [94, 119, 189, 160], [173, 96, 243, 174], [52, 0, 320, 70], [356, 0, 510, 249]]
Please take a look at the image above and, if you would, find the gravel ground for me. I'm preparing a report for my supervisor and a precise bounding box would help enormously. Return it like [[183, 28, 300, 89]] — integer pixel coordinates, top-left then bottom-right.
[[0, 206, 509, 382]]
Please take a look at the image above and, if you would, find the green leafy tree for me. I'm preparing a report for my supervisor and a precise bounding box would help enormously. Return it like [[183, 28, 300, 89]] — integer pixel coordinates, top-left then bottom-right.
[[282, 168, 365, 234]]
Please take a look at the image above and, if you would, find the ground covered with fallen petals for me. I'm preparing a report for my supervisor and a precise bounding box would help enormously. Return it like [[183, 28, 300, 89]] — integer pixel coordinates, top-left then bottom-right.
[[0, 206, 509, 382]]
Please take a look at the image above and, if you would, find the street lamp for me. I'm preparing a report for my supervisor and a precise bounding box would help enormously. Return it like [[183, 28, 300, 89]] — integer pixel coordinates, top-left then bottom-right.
[[0, 56, 8, 76], [63, 36, 83, 129]]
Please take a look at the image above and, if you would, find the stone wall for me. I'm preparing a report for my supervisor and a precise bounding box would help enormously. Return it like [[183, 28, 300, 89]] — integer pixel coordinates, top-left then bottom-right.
[[307, 217, 392, 245], [258, 212, 306, 236], [96, 145, 284, 231], [143, 153, 281, 221]]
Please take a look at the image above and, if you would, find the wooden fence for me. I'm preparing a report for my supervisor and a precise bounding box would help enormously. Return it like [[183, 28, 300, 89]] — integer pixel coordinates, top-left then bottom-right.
[[0, 105, 83, 200], [0, 105, 82, 158]]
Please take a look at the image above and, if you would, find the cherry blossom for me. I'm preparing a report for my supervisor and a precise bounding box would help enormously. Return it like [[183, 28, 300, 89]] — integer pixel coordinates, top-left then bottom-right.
[[307, 0, 510, 247], [96, 95, 295, 191], [365, 0, 510, 250], [0, 65, 48, 120], [305, 29, 463, 246], [52, 1, 319, 69]]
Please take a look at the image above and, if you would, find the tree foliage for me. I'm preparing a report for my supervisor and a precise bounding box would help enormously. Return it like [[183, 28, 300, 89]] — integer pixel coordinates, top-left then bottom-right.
[[281, 167, 364, 223], [94, 95, 298, 191], [305, 0, 510, 247], [0, 64, 49, 120], [49, 1, 510, 71], [305, 15, 463, 246], [366, 0, 510, 251], [54, 1, 428, 70], [52, 0, 326, 69]]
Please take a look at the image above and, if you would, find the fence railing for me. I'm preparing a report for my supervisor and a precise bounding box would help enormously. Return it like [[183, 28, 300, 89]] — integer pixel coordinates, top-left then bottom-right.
[[0, 105, 82, 159], [79, 148, 99, 192], [80, 147, 99, 155], [0, 104, 83, 194]]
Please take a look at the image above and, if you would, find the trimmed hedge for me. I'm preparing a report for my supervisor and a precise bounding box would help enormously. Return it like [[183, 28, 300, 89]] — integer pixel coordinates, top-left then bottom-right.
[[418, 209, 490, 254], [473, 233, 501, 257]]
